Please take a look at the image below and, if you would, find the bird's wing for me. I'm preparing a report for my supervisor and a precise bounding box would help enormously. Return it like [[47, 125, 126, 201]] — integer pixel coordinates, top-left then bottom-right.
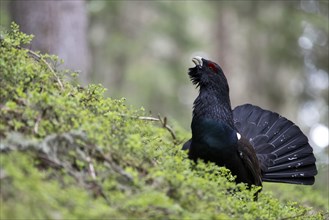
[[182, 139, 192, 150], [237, 137, 263, 187]]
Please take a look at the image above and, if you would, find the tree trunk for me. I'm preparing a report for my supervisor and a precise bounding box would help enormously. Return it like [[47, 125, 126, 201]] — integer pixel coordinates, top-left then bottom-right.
[[10, 0, 90, 84]]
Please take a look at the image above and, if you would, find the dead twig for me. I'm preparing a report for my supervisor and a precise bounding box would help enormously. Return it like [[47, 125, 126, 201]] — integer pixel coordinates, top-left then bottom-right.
[[156, 114, 177, 140], [120, 114, 177, 140], [16, 46, 64, 91], [86, 156, 97, 180], [93, 149, 133, 183], [137, 116, 159, 122], [33, 113, 42, 134]]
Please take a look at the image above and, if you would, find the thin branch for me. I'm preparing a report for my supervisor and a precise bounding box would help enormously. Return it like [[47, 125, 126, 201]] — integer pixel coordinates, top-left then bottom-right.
[[86, 156, 97, 180], [121, 114, 177, 140], [33, 113, 42, 134], [16, 46, 64, 91], [157, 114, 176, 140], [137, 116, 159, 122], [37, 154, 63, 170], [94, 150, 133, 183]]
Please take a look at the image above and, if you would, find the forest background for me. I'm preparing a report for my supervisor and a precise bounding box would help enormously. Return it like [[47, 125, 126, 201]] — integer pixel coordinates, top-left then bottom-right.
[[1, 0, 328, 212]]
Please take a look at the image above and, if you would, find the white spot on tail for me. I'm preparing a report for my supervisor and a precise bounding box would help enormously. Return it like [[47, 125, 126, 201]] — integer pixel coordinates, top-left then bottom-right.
[[237, 133, 241, 140]]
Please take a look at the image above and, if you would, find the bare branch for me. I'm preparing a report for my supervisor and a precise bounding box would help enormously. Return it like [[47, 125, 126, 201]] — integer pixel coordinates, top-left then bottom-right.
[[86, 156, 97, 180], [16, 46, 64, 91], [33, 113, 42, 134], [118, 114, 178, 140], [137, 116, 159, 122]]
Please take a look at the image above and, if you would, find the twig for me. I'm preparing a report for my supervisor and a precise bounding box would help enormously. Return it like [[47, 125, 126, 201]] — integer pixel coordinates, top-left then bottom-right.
[[34, 113, 42, 134], [37, 154, 63, 169], [95, 150, 133, 182], [137, 116, 159, 121], [16, 46, 64, 91], [86, 156, 96, 180], [27, 49, 64, 91], [157, 114, 176, 140], [119, 114, 177, 140]]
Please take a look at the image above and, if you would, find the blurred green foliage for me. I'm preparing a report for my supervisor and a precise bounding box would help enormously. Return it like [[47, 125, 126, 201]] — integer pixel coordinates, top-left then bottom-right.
[[0, 23, 327, 219]]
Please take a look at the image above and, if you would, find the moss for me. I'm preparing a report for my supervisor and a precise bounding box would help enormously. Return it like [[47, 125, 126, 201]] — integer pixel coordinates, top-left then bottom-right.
[[0, 23, 327, 219]]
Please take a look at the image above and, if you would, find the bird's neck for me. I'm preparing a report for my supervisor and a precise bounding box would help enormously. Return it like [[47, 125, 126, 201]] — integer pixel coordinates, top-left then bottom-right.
[[193, 86, 234, 129]]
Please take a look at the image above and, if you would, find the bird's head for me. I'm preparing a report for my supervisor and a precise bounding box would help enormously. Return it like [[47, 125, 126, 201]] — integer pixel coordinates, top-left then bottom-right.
[[188, 56, 233, 127], [188, 56, 229, 91]]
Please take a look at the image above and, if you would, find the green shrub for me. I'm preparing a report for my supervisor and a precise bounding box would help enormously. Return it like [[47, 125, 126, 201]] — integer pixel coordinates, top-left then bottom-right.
[[0, 23, 327, 219]]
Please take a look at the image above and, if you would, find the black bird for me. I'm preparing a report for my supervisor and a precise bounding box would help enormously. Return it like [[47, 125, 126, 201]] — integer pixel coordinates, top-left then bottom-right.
[[183, 56, 317, 190]]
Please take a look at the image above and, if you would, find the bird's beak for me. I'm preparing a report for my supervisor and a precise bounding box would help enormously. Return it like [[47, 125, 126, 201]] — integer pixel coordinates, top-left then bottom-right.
[[192, 56, 203, 67]]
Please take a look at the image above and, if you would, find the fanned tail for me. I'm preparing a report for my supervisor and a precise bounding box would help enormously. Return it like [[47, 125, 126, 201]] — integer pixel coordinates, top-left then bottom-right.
[[233, 104, 317, 185]]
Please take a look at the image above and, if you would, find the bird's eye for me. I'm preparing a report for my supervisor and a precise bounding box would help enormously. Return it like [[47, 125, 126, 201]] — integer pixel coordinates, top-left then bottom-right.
[[207, 62, 218, 73]]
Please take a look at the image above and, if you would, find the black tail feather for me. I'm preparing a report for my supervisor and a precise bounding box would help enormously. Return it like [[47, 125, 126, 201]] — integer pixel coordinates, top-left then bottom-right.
[[270, 147, 314, 167], [233, 104, 317, 185], [262, 177, 315, 185], [262, 165, 317, 178]]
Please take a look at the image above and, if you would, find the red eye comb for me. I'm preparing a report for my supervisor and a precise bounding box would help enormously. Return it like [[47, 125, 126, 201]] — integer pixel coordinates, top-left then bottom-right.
[[208, 62, 218, 72]]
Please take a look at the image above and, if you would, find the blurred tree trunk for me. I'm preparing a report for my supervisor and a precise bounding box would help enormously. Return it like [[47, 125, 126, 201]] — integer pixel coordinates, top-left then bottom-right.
[[10, 0, 90, 84]]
